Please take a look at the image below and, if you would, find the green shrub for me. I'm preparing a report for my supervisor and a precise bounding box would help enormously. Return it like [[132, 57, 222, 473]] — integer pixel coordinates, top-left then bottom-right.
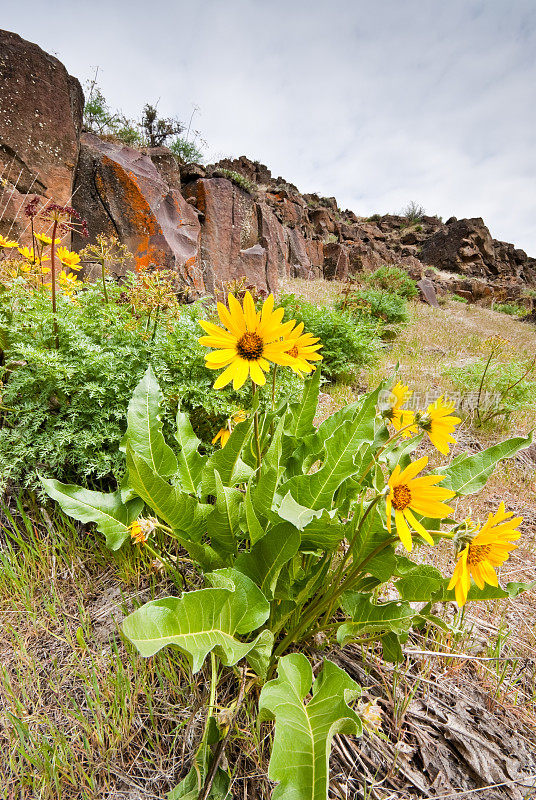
[[402, 201, 425, 223], [0, 283, 300, 493], [444, 357, 536, 426], [365, 265, 418, 299], [337, 289, 409, 327], [493, 302, 526, 317], [451, 293, 469, 304], [278, 294, 381, 381], [212, 169, 256, 193], [367, 213, 381, 222]]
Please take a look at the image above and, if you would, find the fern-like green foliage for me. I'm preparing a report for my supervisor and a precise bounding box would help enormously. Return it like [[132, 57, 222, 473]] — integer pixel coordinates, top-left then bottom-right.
[[365, 265, 418, 299], [278, 294, 381, 380], [337, 288, 409, 327], [0, 283, 301, 493]]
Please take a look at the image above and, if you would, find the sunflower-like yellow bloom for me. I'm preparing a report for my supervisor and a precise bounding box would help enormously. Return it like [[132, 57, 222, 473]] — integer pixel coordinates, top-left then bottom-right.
[[56, 246, 81, 270], [35, 232, 61, 245], [18, 246, 49, 264], [58, 270, 80, 295], [384, 382, 418, 438], [212, 410, 247, 448], [283, 321, 323, 376], [129, 517, 157, 545], [448, 503, 521, 607], [418, 396, 461, 455], [0, 234, 19, 248], [199, 292, 295, 390], [386, 455, 455, 551]]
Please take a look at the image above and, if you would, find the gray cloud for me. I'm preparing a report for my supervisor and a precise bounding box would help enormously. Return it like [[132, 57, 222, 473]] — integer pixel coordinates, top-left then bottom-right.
[[3, 0, 536, 253]]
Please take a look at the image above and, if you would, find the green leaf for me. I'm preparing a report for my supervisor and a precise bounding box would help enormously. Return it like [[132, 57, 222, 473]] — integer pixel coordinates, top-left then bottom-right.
[[122, 569, 271, 674], [277, 491, 323, 530], [350, 504, 396, 582], [207, 471, 242, 559], [40, 478, 142, 550], [338, 592, 415, 646], [394, 560, 444, 601], [244, 478, 265, 545], [124, 366, 178, 478], [442, 433, 533, 496], [168, 736, 230, 800], [259, 654, 361, 800], [288, 367, 321, 439], [202, 416, 254, 492], [126, 446, 212, 541], [281, 388, 381, 511], [299, 511, 346, 552], [235, 522, 300, 599], [175, 410, 206, 494]]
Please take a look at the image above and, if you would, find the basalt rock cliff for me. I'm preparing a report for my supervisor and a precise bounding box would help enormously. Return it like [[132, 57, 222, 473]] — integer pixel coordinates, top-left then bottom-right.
[[1, 29, 535, 306]]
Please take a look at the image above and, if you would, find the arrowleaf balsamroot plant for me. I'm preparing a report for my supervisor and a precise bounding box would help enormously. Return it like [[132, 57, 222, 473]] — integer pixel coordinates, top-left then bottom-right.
[[41, 292, 534, 800]]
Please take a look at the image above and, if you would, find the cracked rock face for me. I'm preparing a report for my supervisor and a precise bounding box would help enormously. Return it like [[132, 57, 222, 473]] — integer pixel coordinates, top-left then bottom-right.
[[0, 29, 83, 242], [72, 134, 203, 295]]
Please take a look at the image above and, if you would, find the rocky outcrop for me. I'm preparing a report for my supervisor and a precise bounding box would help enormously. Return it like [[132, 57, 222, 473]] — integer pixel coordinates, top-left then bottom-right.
[[72, 134, 203, 293], [1, 31, 535, 305], [0, 30, 83, 242]]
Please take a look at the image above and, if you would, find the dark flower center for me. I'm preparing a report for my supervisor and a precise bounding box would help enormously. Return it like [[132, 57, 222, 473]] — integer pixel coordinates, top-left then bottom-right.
[[236, 332, 264, 360], [288, 345, 299, 359], [392, 484, 412, 510], [467, 544, 491, 565]]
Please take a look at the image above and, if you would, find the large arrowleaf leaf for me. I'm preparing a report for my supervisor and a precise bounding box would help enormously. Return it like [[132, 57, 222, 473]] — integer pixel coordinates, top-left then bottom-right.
[[259, 654, 361, 800], [235, 522, 300, 599], [122, 569, 272, 675], [40, 478, 142, 550], [207, 471, 242, 559], [124, 366, 178, 479], [442, 433, 533, 496], [287, 367, 321, 439], [337, 591, 415, 646], [126, 446, 212, 541], [280, 389, 380, 511], [174, 410, 206, 494]]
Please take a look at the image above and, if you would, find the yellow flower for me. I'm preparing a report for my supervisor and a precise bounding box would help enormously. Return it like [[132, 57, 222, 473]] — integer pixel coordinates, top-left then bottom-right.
[[212, 410, 247, 448], [35, 231, 61, 245], [58, 270, 79, 295], [18, 246, 49, 264], [129, 517, 157, 545], [386, 455, 455, 551], [198, 292, 295, 390], [56, 246, 81, 270], [384, 382, 418, 438], [283, 321, 323, 375], [0, 234, 19, 248], [448, 503, 521, 607], [418, 396, 461, 455]]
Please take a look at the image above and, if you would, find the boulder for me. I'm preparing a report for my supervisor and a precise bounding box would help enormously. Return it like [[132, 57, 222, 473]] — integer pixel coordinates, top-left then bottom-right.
[[0, 29, 83, 242], [417, 278, 440, 307], [72, 133, 203, 293]]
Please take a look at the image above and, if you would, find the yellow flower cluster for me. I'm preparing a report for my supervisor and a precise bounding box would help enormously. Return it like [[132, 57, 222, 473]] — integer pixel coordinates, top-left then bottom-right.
[[384, 382, 461, 455], [382, 381, 523, 606], [198, 291, 322, 390]]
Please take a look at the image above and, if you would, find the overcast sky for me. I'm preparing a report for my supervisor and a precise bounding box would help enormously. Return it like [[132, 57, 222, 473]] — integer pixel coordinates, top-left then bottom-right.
[[3, 0, 535, 254]]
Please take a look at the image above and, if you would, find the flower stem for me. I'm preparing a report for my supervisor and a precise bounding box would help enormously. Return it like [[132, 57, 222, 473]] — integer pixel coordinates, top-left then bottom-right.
[[100, 258, 109, 304], [50, 220, 59, 349], [251, 384, 262, 470]]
